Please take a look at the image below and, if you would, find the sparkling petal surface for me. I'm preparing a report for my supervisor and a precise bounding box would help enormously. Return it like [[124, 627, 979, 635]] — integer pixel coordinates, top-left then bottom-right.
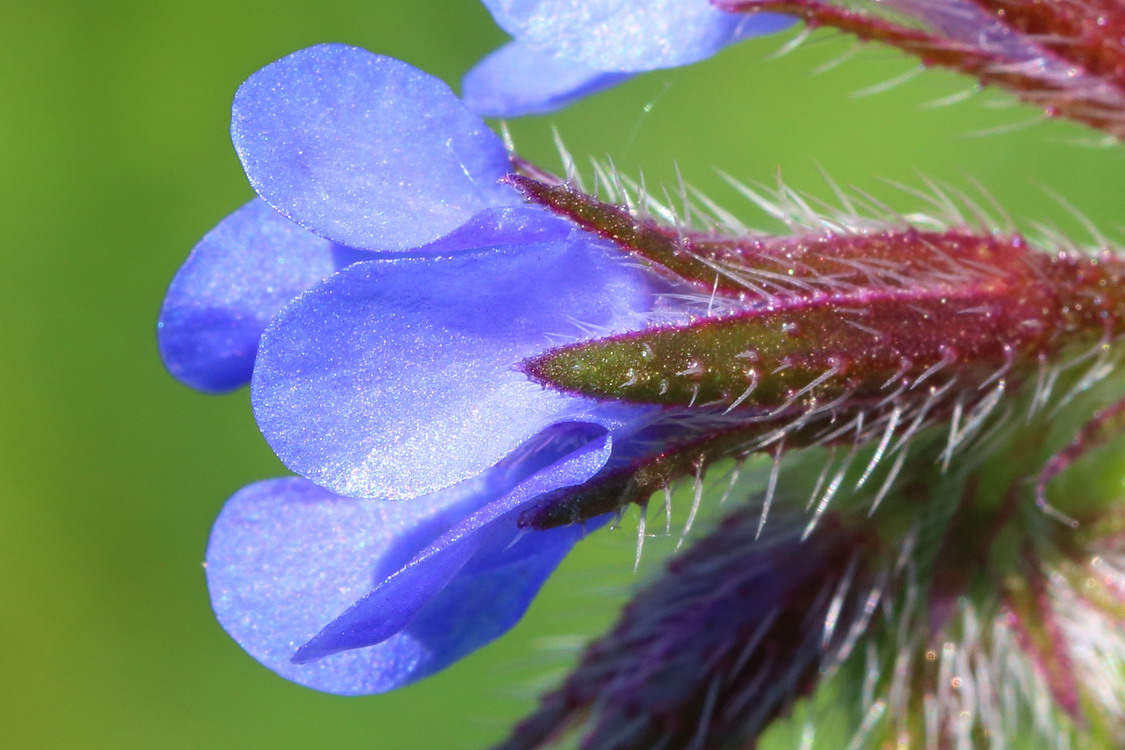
[[480, 0, 794, 71], [252, 238, 654, 500], [208, 437, 610, 694], [411, 205, 572, 254], [232, 44, 514, 251], [462, 40, 632, 117], [157, 199, 346, 393]]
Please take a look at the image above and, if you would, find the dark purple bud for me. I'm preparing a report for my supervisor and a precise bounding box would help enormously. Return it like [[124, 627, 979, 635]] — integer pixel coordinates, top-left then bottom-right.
[[496, 508, 871, 750]]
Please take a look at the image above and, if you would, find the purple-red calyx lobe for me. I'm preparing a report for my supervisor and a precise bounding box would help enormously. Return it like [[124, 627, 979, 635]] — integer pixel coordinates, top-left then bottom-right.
[[512, 174, 1125, 412]]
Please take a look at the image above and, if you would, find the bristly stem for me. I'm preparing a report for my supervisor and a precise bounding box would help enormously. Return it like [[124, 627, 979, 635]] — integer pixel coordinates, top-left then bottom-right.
[[717, 0, 1125, 138]]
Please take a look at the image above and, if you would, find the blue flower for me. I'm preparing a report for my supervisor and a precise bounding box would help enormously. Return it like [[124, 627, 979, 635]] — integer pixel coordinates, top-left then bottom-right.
[[464, 0, 796, 116], [159, 44, 674, 694], [206, 227, 676, 694]]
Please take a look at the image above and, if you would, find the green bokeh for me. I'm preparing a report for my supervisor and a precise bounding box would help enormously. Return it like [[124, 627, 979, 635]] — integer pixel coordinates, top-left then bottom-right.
[[4, 2, 1124, 748]]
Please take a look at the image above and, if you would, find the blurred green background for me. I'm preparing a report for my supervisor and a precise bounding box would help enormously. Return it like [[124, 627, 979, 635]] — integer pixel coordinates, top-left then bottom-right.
[[4, 1, 1124, 748]]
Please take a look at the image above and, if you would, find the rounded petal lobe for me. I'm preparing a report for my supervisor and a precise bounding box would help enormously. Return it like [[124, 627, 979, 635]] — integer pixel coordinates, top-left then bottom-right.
[[207, 477, 486, 695], [463, 40, 632, 117], [157, 199, 342, 393], [480, 0, 795, 71], [252, 239, 653, 500], [232, 44, 514, 251], [208, 438, 611, 694]]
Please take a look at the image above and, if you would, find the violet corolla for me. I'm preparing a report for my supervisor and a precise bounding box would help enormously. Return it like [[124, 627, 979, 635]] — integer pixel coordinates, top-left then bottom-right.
[[464, 0, 795, 116], [206, 237, 661, 694], [157, 43, 666, 694]]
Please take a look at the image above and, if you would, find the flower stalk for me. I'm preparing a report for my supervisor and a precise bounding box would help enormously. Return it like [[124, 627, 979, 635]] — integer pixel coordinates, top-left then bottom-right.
[[718, 0, 1125, 138]]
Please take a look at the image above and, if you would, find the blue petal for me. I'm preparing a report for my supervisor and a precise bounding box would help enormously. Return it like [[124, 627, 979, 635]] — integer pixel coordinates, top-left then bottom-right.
[[232, 44, 515, 252], [463, 40, 632, 117], [252, 237, 654, 500], [207, 477, 485, 695], [207, 435, 611, 695], [157, 199, 347, 393], [480, 0, 795, 71], [292, 433, 612, 666]]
